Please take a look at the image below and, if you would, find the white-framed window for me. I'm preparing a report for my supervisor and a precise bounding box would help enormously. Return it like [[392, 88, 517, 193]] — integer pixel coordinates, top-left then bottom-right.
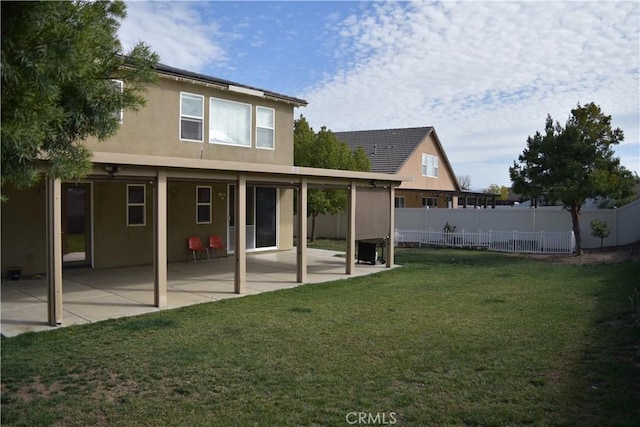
[[209, 97, 251, 147], [256, 106, 275, 149], [127, 184, 145, 226], [112, 79, 123, 123], [422, 154, 439, 178], [394, 196, 405, 208], [180, 92, 204, 142], [196, 186, 212, 224]]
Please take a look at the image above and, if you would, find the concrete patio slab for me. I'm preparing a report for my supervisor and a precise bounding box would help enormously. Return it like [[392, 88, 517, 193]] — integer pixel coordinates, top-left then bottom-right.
[[1, 248, 395, 337]]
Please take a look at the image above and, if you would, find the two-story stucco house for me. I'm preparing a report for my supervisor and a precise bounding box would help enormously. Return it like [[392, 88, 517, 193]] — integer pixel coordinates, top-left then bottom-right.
[[1, 63, 407, 326]]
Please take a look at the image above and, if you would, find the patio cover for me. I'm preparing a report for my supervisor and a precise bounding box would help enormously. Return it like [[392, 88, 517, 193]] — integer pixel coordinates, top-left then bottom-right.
[[43, 152, 410, 326]]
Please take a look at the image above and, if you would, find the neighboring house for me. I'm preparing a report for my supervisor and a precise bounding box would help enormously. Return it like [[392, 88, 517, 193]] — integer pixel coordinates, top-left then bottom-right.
[[1, 63, 407, 326], [335, 127, 463, 208]]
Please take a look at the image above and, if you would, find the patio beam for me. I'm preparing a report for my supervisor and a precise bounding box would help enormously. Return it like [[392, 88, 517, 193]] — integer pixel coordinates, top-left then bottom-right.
[[297, 179, 307, 283], [154, 168, 168, 307], [90, 152, 408, 188], [235, 173, 247, 293], [346, 180, 356, 275], [46, 176, 63, 326]]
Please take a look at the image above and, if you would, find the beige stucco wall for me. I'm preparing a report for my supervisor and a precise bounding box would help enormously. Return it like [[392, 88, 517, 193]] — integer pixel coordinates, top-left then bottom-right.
[[92, 181, 154, 268], [1, 184, 48, 276], [83, 78, 294, 166], [2, 179, 293, 275], [3, 76, 302, 274], [166, 181, 228, 262], [397, 133, 458, 192]]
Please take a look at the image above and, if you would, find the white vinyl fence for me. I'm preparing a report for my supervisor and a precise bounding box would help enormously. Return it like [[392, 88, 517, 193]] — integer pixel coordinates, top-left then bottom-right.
[[395, 228, 576, 254], [304, 199, 640, 250]]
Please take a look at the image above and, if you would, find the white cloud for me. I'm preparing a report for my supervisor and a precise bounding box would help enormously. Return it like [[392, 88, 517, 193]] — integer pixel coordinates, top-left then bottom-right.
[[119, 2, 228, 72], [302, 1, 640, 188]]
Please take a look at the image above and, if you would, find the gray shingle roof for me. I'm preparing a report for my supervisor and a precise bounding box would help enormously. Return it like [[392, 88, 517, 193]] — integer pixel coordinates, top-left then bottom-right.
[[334, 127, 433, 174]]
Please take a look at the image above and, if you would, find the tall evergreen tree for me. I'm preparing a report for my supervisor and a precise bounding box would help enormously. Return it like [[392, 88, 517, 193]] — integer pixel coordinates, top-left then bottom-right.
[[509, 103, 636, 254], [1, 1, 159, 191]]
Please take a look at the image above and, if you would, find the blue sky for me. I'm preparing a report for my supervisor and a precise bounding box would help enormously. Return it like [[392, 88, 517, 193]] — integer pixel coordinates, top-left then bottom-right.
[[119, 1, 639, 189]]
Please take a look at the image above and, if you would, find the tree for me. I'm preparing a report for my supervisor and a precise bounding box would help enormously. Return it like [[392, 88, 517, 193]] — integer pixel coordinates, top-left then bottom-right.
[[500, 186, 509, 201], [294, 115, 371, 241], [484, 184, 509, 200], [589, 219, 611, 250], [484, 184, 501, 195], [1, 1, 159, 192], [596, 171, 640, 208], [457, 175, 472, 190], [509, 103, 636, 255]]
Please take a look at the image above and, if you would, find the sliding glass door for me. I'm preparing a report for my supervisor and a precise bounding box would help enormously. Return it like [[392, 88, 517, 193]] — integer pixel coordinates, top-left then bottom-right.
[[227, 185, 277, 252], [255, 187, 277, 248]]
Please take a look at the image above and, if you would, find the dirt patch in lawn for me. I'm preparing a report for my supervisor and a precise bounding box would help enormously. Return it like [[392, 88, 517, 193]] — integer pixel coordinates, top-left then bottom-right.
[[529, 242, 640, 265]]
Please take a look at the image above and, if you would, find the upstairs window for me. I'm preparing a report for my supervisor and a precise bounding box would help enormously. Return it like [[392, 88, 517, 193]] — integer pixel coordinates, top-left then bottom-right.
[[422, 154, 439, 178], [196, 186, 212, 224], [127, 184, 146, 226], [210, 98, 251, 147], [112, 80, 124, 123], [180, 93, 204, 142], [256, 106, 275, 149]]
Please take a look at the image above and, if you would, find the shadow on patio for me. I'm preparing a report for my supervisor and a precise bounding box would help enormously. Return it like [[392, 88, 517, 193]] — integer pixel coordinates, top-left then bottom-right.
[[1, 248, 394, 337]]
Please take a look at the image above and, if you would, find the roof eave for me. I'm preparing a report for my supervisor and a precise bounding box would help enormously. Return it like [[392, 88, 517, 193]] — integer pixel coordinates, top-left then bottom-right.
[[154, 63, 308, 107]]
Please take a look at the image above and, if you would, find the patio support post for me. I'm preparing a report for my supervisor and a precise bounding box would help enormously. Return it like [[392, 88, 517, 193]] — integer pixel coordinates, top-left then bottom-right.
[[154, 168, 168, 307], [386, 185, 395, 268], [296, 178, 307, 283], [46, 176, 63, 326], [346, 181, 356, 274], [235, 173, 247, 293]]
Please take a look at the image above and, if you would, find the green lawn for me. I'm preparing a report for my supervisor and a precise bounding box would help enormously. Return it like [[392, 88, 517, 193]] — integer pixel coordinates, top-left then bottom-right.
[[2, 248, 639, 426], [64, 233, 85, 253]]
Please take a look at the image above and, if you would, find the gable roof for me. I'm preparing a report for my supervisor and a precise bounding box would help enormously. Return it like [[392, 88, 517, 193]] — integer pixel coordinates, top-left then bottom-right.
[[153, 62, 308, 107], [334, 127, 433, 174], [335, 126, 461, 191]]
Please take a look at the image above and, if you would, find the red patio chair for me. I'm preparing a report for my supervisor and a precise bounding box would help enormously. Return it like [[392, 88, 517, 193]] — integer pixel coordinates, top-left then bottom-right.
[[188, 236, 209, 263], [209, 235, 227, 261]]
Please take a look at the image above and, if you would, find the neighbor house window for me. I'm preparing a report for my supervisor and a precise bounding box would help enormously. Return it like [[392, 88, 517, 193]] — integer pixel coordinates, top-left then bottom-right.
[[422, 154, 439, 177], [210, 97, 251, 147], [422, 197, 437, 207], [112, 80, 123, 123], [180, 92, 204, 142], [256, 106, 275, 149], [196, 186, 212, 224], [394, 196, 405, 208], [127, 184, 145, 226]]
